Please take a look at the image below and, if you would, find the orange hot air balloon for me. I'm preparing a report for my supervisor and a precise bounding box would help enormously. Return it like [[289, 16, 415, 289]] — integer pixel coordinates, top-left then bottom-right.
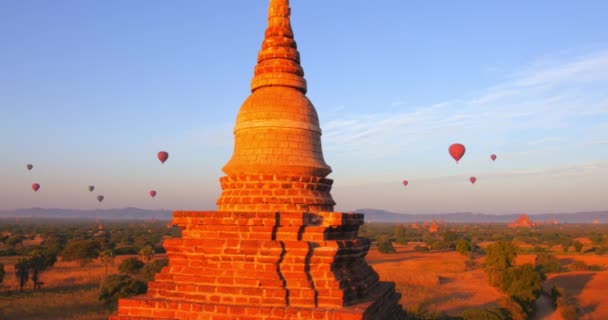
[[402, 180, 408, 187], [157, 151, 169, 164], [149, 190, 157, 198], [469, 176, 477, 184], [32, 183, 40, 192], [449, 143, 466, 163], [97, 195, 104, 203], [88, 185, 95, 192], [491, 154, 497, 161], [26, 164, 33, 171]]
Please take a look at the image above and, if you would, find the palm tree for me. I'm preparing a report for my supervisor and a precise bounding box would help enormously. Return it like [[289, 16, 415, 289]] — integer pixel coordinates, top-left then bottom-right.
[[99, 249, 115, 275], [14, 258, 30, 291]]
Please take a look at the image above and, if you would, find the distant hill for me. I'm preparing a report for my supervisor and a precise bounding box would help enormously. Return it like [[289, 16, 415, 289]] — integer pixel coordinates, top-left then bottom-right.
[[0, 207, 172, 221], [1, 207, 606, 224], [356, 208, 608, 224]]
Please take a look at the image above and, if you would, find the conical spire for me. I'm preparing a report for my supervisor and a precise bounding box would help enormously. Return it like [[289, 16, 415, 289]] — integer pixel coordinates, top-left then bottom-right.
[[251, 0, 307, 93]]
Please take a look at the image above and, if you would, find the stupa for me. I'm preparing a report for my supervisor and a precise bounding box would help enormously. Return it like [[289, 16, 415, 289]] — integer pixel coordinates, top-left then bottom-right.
[[110, 1, 405, 319], [508, 214, 536, 228]]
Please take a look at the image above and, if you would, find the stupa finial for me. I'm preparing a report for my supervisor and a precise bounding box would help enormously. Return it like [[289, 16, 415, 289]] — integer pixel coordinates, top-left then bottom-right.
[[251, 0, 307, 93]]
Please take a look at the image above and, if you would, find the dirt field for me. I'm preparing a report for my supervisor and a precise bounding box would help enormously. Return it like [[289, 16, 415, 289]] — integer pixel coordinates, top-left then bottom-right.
[[367, 245, 504, 316], [0, 255, 139, 320]]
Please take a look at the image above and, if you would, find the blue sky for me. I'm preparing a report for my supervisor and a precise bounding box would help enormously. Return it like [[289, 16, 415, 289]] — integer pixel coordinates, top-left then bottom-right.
[[1, 1, 607, 214]]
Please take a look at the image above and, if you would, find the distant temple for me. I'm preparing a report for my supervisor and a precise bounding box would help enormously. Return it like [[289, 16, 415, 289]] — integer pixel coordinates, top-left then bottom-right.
[[429, 219, 439, 233], [110, 1, 405, 319], [508, 214, 536, 228]]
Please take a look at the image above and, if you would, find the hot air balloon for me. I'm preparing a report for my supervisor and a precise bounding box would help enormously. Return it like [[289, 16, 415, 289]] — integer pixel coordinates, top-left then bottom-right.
[[469, 176, 477, 184], [97, 195, 104, 203], [402, 180, 408, 187], [491, 154, 497, 161], [449, 143, 466, 163], [32, 183, 40, 192], [149, 190, 157, 198], [88, 185, 95, 192], [26, 164, 33, 171], [157, 151, 169, 164]]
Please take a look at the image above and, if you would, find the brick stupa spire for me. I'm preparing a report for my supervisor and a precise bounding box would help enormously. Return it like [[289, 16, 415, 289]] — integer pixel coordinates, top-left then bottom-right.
[[219, 0, 334, 214], [110, 1, 405, 319]]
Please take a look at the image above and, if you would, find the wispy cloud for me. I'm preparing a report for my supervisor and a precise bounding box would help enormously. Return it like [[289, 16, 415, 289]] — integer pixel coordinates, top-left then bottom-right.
[[322, 49, 608, 162]]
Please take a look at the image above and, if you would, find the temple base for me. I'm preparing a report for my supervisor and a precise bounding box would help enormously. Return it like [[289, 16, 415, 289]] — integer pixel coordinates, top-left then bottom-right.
[[110, 211, 406, 320], [110, 282, 403, 320]]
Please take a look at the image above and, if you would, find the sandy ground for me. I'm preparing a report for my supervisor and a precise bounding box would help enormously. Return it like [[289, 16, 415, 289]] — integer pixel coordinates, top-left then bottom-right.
[[367, 246, 504, 316]]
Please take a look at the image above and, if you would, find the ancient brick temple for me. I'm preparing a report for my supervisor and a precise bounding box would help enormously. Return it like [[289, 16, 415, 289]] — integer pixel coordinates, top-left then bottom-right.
[[110, 0, 405, 319]]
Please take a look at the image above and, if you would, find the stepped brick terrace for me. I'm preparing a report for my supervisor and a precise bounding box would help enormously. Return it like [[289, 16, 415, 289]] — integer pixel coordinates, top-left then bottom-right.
[[110, 0, 406, 319]]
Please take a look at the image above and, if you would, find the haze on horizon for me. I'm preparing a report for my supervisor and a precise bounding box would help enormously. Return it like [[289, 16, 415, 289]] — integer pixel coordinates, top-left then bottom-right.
[[1, 1, 607, 215]]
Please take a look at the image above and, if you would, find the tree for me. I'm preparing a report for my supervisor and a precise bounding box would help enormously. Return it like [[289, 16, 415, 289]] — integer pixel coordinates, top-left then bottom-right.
[[456, 239, 472, 256], [99, 249, 115, 275], [393, 225, 407, 245], [376, 236, 396, 254], [502, 263, 545, 308], [99, 274, 147, 307], [484, 241, 517, 287], [572, 241, 583, 253], [28, 249, 53, 289], [61, 239, 101, 266], [119, 257, 145, 275], [14, 258, 30, 291], [535, 253, 561, 274], [0, 263, 5, 285], [461, 308, 509, 320], [141, 259, 168, 282], [138, 245, 155, 264], [560, 236, 572, 253]]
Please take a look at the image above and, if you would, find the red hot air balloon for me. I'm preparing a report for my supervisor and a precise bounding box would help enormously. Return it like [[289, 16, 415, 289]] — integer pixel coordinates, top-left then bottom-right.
[[491, 154, 497, 161], [97, 195, 104, 203], [157, 151, 169, 164], [449, 143, 466, 163], [402, 180, 408, 187], [469, 176, 477, 184], [149, 190, 157, 198], [26, 164, 33, 171], [32, 183, 40, 192]]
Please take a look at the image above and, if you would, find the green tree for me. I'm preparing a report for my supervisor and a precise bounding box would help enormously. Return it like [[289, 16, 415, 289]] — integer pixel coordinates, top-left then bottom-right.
[[99, 274, 147, 307], [99, 249, 115, 275], [572, 241, 583, 253], [28, 249, 53, 288], [501, 263, 545, 309], [393, 225, 407, 245], [456, 239, 472, 256], [560, 237, 572, 253], [484, 241, 517, 287], [461, 308, 509, 320], [535, 253, 561, 274], [377, 236, 396, 254], [138, 245, 155, 264], [0, 263, 5, 285], [119, 257, 145, 275], [61, 239, 101, 266], [14, 258, 30, 291], [141, 259, 168, 282]]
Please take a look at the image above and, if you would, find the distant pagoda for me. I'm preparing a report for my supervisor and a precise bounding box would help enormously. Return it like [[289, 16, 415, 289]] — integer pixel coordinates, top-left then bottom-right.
[[110, 1, 405, 319], [508, 214, 536, 228]]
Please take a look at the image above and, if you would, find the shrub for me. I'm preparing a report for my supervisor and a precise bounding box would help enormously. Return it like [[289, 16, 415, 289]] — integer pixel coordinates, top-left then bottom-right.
[[535, 253, 562, 273], [118, 257, 145, 275], [414, 245, 430, 252], [0, 263, 5, 285], [61, 239, 101, 266], [569, 261, 588, 271], [99, 274, 147, 307], [141, 259, 168, 282], [377, 237, 396, 254], [461, 308, 509, 320]]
